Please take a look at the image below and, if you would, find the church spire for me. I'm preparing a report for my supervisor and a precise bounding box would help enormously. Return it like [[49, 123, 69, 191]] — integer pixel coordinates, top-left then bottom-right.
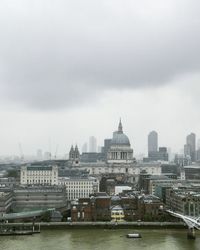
[[118, 118, 123, 132]]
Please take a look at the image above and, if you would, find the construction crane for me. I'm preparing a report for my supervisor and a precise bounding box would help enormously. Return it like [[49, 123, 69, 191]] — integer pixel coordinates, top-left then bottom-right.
[[54, 144, 59, 159]]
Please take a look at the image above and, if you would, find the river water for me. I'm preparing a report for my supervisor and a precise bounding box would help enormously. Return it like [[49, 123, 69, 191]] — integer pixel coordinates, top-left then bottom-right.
[[0, 229, 199, 250]]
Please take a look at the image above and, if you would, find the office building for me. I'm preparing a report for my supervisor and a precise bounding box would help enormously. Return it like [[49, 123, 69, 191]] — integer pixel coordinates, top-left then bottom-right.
[[13, 186, 67, 211], [148, 131, 158, 156], [197, 139, 200, 150], [185, 133, 196, 162], [166, 188, 200, 217], [82, 143, 88, 153], [58, 176, 99, 201], [101, 139, 112, 160], [89, 136, 97, 153], [146, 147, 168, 162]]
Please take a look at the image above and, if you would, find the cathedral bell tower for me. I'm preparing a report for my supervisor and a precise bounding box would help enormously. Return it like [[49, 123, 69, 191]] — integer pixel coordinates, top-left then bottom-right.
[[69, 145, 80, 165]]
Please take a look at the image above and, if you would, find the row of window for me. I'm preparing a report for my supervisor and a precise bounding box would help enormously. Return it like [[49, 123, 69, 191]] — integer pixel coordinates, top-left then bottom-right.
[[22, 171, 57, 175], [26, 179, 57, 184], [59, 181, 93, 185], [66, 189, 93, 192], [67, 194, 90, 200], [59, 183, 93, 187]]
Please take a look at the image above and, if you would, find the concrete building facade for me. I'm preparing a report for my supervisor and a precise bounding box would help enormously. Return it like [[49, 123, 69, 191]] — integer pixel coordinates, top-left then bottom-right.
[[13, 186, 67, 211]]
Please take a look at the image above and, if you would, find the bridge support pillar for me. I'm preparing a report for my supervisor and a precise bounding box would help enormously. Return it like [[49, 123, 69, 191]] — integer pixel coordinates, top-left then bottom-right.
[[187, 228, 196, 239]]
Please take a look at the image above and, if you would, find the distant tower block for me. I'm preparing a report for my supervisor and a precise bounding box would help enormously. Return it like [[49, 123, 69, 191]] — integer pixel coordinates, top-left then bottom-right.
[[89, 136, 97, 152], [148, 131, 158, 156], [82, 143, 88, 153], [185, 133, 196, 162]]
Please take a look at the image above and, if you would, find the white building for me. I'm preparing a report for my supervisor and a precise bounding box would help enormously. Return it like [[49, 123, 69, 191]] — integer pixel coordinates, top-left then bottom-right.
[[111, 205, 125, 222], [79, 162, 161, 177], [20, 165, 58, 186], [58, 176, 99, 201], [115, 185, 132, 195]]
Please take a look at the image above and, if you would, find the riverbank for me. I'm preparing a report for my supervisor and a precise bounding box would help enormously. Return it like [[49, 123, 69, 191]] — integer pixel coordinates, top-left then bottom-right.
[[3, 221, 185, 229]]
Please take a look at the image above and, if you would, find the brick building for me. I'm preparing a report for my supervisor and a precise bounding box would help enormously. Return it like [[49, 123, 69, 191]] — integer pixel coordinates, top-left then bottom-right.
[[137, 195, 163, 221], [71, 193, 111, 222]]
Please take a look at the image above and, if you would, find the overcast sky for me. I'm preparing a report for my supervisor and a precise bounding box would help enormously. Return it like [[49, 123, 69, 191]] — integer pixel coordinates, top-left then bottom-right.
[[0, 0, 200, 157]]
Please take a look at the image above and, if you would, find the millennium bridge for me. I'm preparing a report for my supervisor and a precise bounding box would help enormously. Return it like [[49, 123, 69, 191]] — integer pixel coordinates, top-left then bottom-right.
[[166, 210, 200, 239]]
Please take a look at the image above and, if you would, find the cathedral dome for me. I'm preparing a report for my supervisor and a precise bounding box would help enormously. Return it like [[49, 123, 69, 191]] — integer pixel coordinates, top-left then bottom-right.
[[111, 119, 130, 146], [107, 119, 133, 163], [111, 131, 130, 146]]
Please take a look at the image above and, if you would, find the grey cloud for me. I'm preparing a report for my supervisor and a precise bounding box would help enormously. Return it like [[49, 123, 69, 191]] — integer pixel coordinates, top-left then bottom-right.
[[0, 0, 200, 109]]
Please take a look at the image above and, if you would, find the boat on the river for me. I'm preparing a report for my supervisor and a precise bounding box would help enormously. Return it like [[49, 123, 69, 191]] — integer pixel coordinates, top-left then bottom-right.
[[126, 233, 142, 238], [0, 223, 40, 236], [0, 230, 34, 236]]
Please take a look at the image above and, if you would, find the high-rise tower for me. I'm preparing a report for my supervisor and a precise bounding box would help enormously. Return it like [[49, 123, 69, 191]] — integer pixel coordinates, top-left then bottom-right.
[[89, 136, 97, 152], [185, 133, 196, 162], [148, 131, 158, 156]]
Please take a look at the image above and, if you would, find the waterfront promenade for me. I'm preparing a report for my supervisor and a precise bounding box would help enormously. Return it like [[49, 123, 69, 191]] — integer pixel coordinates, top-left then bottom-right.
[[3, 221, 185, 229]]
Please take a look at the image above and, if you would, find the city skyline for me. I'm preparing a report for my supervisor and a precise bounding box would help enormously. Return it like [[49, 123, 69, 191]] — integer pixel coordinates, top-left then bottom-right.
[[0, 1, 200, 156], [0, 124, 199, 159], [1, 1, 200, 247]]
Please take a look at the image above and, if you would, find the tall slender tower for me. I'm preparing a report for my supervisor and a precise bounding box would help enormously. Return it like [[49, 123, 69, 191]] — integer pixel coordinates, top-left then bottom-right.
[[148, 131, 158, 156], [89, 136, 97, 152], [185, 133, 196, 162]]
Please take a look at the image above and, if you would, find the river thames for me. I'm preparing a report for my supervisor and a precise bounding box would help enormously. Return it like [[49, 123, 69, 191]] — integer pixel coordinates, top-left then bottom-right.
[[0, 229, 199, 250]]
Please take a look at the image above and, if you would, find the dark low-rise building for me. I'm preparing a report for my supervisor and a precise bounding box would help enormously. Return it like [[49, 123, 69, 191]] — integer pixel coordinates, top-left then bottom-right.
[[145, 147, 168, 162], [80, 152, 104, 163], [137, 195, 164, 221], [0, 191, 13, 213]]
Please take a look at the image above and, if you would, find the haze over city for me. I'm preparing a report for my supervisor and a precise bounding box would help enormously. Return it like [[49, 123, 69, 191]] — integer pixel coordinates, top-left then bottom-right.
[[2, 1, 200, 248], [0, 0, 200, 156]]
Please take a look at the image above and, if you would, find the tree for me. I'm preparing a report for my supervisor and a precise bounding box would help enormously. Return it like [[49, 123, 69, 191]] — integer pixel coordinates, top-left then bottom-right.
[[41, 211, 51, 222], [6, 169, 19, 178]]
